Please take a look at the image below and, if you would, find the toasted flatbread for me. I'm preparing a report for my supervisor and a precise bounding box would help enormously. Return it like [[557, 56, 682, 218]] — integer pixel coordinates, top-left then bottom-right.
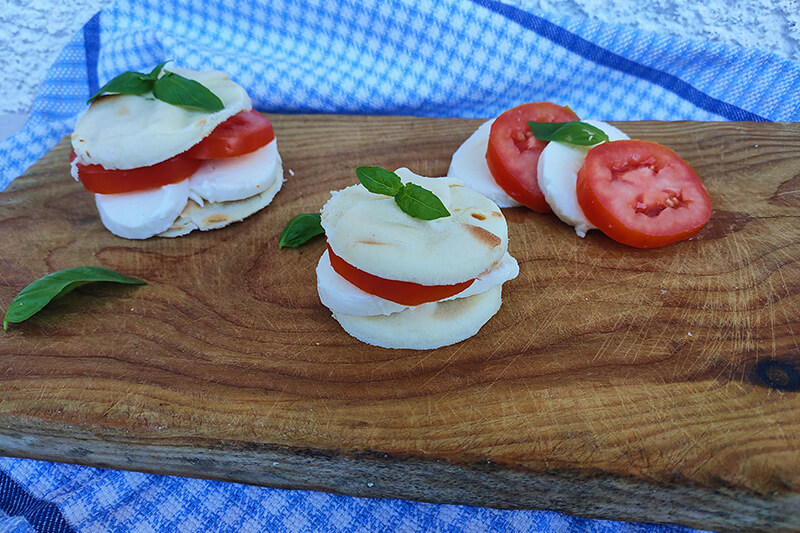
[[331, 285, 502, 350], [321, 168, 508, 285], [159, 165, 284, 237], [71, 68, 251, 169]]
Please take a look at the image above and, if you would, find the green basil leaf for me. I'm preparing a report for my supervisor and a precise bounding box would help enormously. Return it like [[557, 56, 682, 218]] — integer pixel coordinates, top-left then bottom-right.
[[145, 61, 169, 80], [355, 166, 403, 197], [528, 120, 609, 146], [526, 121, 566, 140], [279, 213, 325, 249], [394, 183, 450, 220], [3, 267, 146, 331], [87, 71, 155, 104], [153, 71, 225, 112]]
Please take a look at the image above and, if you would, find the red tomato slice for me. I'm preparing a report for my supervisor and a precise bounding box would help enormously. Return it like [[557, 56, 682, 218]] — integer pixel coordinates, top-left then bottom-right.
[[576, 140, 712, 248], [184, 109, 275, 159], [486, 102, 579, 212], [327, 244, 475, 306], [72, 151, 202, 194]]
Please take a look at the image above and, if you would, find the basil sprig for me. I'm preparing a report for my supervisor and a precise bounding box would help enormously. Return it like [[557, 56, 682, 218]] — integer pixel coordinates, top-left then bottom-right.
[[279, 213, 325, 249], [87, 61, 224, 112], [87, 62, 167, 103], [3, 267, 146, 331], [356, 166, 450, 220], [528, 121, 609, 146]]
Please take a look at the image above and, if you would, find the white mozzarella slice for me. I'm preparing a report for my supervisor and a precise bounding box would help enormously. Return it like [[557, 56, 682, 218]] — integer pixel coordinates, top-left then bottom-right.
[[537, 120, 629, 237], [72, 68, 251, 170], [95, 180, 190, 239], [317, 249, 519, 317], [188, 140, 281, 203], [447, 119, 521, 208]]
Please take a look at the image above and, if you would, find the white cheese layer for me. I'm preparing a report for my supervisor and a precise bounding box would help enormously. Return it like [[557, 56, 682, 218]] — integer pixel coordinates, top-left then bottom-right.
[[321, 168, 508, 286], [95, 140, 281, 239], [188, 140, 280, 204], [447, 118, 520, 208], [536, 120, 629, 237], [72, 68, 251, 170], [95, 180, 190, 240], [317, 249, 519, 317]]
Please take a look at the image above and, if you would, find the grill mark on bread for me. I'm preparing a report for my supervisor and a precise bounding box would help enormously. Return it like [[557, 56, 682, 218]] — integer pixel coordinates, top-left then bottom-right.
[[471, 212, 487, 221], [203, 214, 230, 225], [463, 224, 501, 248], [355, 240, 391, 245]]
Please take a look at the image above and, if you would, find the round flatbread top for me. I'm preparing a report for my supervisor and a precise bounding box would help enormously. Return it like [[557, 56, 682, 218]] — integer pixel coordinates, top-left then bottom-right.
[[71, 67, 251, 170], [321, 168, 508, 285]]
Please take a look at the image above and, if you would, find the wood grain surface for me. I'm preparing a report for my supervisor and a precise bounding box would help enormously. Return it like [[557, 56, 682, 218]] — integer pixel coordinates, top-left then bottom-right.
[[1, 115, 799, 532]]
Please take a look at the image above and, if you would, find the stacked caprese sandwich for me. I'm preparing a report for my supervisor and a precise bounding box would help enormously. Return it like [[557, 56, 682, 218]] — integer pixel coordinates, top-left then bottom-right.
[[449, 102, 711, 248], [70, 67, 283, 239], [316, 168, 518, 349]]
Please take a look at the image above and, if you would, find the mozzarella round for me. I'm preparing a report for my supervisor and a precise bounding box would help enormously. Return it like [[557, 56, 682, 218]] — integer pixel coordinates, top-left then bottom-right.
[[536, 120, 629, 237], [321, 168, 508, 286], [72, 68, 251, 169], [317, 249, 519, 316], [447, 119, 520, 208], [188, 139, 281, 204], [95, 180, 190, 239]]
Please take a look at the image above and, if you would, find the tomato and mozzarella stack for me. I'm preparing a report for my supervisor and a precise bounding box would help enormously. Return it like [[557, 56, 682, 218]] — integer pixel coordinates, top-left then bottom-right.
[[316, 168, 519, 349], [448, 102, 579, 210], [449, 102, 711, 248], [536, 119, 629, 237], [70, 68, 282, 239]]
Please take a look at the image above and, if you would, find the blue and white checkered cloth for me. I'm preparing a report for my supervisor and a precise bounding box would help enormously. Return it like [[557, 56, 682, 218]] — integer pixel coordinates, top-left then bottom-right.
[[2, 0, 798, 530]]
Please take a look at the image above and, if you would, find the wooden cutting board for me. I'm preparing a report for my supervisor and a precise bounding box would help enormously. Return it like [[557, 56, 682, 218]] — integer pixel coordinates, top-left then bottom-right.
[[1, 115, 798, 532]]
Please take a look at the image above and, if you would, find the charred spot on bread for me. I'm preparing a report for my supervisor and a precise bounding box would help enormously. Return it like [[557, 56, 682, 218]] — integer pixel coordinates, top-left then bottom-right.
[[464, 224, 501, 248]]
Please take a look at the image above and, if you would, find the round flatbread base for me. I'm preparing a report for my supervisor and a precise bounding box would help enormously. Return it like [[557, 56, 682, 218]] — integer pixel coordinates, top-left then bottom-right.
[[158, 162, 283, 238], [331, 286, 502, 350]]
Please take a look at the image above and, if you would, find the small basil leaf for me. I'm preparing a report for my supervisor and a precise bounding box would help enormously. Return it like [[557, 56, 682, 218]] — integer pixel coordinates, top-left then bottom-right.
[[355, 166, 403, 197], [526, 121, 566, 140], [279, 213, 325, 249], [87, 71, 155, 104], [394, 183, 450, 220], [145, 61, 169, 80], [528, 121, 609, 146], [3, 267, 146, 330], [153, 71, 225, 112]]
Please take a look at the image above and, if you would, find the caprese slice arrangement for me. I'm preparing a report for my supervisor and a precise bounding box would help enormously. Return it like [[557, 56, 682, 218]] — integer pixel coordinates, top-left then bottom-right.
[[449, 102, 712, 248], [316, 166, 518, 349], [280, 166, 519, 349], [70, 65, 283, 239]]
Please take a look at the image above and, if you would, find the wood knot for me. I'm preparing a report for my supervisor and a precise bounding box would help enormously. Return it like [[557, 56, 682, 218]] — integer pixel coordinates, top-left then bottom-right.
[[768, 173, 800, 208], [754, 360, 799, 392]]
